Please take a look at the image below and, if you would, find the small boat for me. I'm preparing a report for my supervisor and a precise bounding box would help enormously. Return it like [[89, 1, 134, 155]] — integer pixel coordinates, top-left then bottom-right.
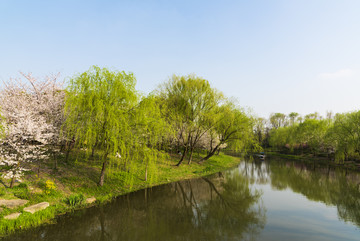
[[258, 152, 265, 160]]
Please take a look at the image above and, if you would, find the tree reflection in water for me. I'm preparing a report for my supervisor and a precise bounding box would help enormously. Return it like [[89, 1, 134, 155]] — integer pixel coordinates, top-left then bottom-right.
[[239, 158, 360, 227], [6, 171, 265, 241]]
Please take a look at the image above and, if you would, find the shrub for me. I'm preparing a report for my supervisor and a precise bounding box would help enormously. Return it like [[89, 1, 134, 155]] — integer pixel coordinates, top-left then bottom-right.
[[65, 194, 85, 207]]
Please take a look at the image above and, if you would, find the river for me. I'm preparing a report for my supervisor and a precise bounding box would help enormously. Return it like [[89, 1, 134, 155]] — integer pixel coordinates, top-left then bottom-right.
[[4, 157, 360, 240]]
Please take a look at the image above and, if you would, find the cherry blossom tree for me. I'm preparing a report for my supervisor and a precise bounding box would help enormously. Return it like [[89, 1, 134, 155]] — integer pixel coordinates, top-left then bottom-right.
[[0, 72, 64, 187]]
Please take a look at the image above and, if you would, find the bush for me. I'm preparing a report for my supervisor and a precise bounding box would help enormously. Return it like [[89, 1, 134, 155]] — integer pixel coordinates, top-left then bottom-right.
[[65, 194, 85, 207]]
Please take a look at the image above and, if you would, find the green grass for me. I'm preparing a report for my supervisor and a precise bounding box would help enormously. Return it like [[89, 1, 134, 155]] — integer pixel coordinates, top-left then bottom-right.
[[0, 205, 59, 234], [65, 194, 85, 208], [0, 151, 241, 237]]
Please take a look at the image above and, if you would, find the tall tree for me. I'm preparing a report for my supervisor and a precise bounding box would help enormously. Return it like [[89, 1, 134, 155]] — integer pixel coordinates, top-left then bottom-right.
[[130, 94, 173, 181], [269, 113, 287, 129], [296, 119, 330, 155], [288, 112, 299, 126], [0, 72, 64, 186], [254, 117, 267, 144], [327, 111, 360, 162], [200, 102, 258, 162], [158, 74, 223, 166], [63, 66, 138, 186]]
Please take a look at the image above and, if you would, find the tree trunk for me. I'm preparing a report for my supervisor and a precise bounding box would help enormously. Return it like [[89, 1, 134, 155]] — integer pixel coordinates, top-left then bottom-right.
[[176, 147, 187, 166], [60, 143, 65, 152], [65, 139, 73, 162], [188, 147, 194, 165], [10, 174, 15, 188], [200, 145, 220, 162], [65, 147, 71, 163], [98, 153, 109, 186], [91, 146, 96, 158]]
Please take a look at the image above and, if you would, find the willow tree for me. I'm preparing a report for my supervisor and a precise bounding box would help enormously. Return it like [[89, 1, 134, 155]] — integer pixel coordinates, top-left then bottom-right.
[[158, 74, 223, 166], [200, 102, 258, 162], [295, 118, 330, 155], [129, 94, 173, 182], [327, 111, 360, 162], [64, 66, 138, 186], [269, 113, 287, 129]]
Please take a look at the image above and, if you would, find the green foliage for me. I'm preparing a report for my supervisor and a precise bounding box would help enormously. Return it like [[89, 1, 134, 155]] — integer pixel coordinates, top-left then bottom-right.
[[215, 102, 259, 153], [159, 75, 223, 158], [157, 74, 257, 164], [161, 74, 222, 123], [327, 111, 360, 162], [269, 113, 287, 129], [269, 118, 331, 154], [63, 66, 172, 186], [65, 194, 85, 207], [64, 65, 138, 157], [0, 187, 5, 196], [0, 205, 58, 236], [12, 183, 30, 199], [268, 110, 360, 162]]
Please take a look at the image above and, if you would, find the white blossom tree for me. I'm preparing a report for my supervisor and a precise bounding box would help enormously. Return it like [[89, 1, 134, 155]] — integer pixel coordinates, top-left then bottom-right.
[[0, 72, 64, 187]]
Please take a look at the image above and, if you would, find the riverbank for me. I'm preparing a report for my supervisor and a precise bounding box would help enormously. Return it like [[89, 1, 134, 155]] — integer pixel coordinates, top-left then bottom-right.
[[0, 152, 241, 237], [265, 151, 360, 171]]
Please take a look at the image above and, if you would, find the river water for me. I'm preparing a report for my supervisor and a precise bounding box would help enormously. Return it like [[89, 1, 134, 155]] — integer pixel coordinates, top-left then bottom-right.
[[4, 157, 360, 241]]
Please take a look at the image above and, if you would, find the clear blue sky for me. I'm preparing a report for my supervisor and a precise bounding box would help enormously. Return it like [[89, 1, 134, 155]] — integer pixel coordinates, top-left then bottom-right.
[[1, 0, 360, 118]]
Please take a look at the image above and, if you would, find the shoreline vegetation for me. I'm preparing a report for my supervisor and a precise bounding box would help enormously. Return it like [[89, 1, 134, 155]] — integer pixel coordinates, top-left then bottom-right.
[[0, 152, 241, 237], [0, 66, 259, 236], [264, 151, 360, 171], [1, 66, 360, 237], [1, 151, 358, 237]]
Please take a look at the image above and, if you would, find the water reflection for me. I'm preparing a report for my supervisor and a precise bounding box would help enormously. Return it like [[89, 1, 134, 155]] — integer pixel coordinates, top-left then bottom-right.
[[239, 159, 360, 227], [5, 158, 360, 241], [6, 171, 265, 241]]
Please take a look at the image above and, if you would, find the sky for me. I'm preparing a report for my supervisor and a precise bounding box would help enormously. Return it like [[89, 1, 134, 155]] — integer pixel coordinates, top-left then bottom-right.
[[1, 0, 360, 118]]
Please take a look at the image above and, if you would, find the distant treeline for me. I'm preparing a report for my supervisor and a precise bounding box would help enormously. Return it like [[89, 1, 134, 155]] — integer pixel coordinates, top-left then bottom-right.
[[255, 111, 360, 162], [0, 66, 258, 186]]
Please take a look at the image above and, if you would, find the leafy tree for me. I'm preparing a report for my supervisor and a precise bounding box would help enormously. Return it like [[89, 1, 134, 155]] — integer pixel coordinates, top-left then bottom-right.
[[304, 112, 321, 120], [268, 125, 295, 150], [288, 112, 299, 126], [158, 74, 223, 166], [201, 102, 258, 161], [130, 94, 172, 181], [327, 111, 360, 162], [269, 113, 287, 129], [296, 119, 330, 155], [254, 117, 267, 145], [64, 66, 139, 186]]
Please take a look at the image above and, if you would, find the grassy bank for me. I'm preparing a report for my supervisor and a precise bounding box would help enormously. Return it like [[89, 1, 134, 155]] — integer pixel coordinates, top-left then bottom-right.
[[0, 152, 241, 237]]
